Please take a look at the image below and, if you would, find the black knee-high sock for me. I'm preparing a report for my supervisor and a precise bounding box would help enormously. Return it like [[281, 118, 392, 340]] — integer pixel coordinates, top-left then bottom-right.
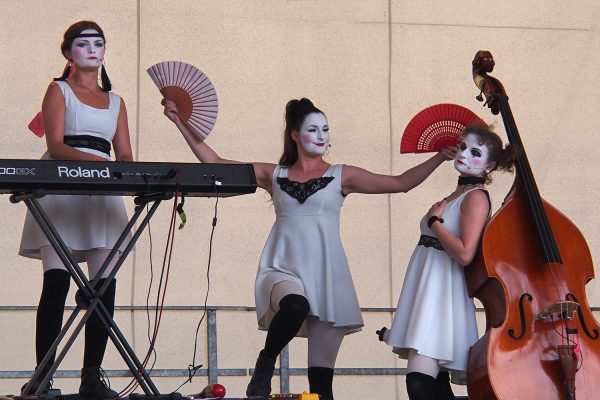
[[435, 371, 455, 400], [83, 278, 116, 368], [406, 372, 437, 400], [36, 269, 71, 368], [263, 294, 310, 359], [308, 366, 334, 400]]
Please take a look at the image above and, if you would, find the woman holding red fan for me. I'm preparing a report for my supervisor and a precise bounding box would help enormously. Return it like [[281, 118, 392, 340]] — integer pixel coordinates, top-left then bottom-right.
[[378, 123, 518, 400], [19, 20, 133, 398], [163, 97, 455, 399]]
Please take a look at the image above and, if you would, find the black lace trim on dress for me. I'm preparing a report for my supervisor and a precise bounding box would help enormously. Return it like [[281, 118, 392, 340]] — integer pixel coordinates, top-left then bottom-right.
[[418, 235, 446, 252], [276, 176, 335, 204]]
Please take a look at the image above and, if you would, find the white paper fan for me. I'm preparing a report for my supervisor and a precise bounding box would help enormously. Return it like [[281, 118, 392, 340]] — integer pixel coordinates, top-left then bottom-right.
[[147, 61, 218, 139]]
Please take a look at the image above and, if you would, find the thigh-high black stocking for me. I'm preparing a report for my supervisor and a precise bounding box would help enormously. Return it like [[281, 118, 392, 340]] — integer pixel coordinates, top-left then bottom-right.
[[308, 366, 334, 400], [262, 294, 310, 359], [83, 278, 116, 368], [406, 371, 437, 400], [35, 269, 71, 369]]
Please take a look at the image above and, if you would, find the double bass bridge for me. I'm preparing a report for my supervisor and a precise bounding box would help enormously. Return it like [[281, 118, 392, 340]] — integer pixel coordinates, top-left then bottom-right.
[[537, 300, 579, 321]]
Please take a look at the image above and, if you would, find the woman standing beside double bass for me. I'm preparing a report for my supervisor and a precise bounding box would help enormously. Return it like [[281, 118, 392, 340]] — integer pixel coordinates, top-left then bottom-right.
[[379, 123, 517, 400]]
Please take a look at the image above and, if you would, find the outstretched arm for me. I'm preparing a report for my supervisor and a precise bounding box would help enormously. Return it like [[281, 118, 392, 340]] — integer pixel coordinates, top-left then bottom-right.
[[162, 99, 275, 192], [342, 147, 456, 195]]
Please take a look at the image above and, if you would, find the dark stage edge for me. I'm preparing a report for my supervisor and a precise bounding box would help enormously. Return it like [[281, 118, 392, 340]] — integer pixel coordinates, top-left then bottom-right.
[[2, 396, 248, 400], [3, 395, 469, 400]]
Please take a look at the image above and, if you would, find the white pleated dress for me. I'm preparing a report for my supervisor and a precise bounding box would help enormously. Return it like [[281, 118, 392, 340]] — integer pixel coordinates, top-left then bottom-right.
[[19, 81, 131, 262], [385, 189, 487, 384], [255, 164, 363, 337]]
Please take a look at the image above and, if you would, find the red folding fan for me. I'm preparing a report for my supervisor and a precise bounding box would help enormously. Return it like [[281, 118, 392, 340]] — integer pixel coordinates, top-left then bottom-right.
[[400, 103, 484, 153]]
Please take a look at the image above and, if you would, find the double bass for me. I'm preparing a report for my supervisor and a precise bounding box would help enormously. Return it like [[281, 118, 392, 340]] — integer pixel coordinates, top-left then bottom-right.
[[465, 51, 600, 399]]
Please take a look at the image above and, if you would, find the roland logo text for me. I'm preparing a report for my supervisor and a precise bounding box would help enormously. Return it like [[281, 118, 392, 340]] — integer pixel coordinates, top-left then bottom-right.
[[57, 166, 110, 179]]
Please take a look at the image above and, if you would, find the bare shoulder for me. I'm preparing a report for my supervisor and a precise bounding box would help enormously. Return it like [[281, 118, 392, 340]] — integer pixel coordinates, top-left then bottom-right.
[[254, 162, 277, 175], [340, 163, 356, 181], [47, 81, 60, 89], [340, 164, 365, 180], [117, 96, 128, 116], [341, 164, 360, 172], [42, 82, 66, 113], [44, 81, 64, 98], [462, 189, 491, 212]]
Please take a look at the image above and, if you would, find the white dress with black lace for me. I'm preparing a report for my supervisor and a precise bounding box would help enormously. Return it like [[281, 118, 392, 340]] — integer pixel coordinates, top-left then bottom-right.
[[384, 189, 488, 384], [255, 164, 363, 337]]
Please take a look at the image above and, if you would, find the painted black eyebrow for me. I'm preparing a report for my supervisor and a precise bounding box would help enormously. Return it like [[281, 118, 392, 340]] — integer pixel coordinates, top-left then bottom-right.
[[74, 38, 104, 43]]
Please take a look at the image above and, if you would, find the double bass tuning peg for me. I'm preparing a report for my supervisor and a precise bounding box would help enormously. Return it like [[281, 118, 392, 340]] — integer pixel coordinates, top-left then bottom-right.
[[476, 90, 484, 102]]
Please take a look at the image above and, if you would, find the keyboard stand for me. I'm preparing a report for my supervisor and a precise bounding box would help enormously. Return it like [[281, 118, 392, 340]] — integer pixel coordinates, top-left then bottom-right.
[[12, 190, 175, 396]]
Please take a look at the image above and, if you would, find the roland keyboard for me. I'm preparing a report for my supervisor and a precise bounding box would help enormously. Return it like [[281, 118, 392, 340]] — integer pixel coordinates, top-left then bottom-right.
[[0, 159, 257, 197]]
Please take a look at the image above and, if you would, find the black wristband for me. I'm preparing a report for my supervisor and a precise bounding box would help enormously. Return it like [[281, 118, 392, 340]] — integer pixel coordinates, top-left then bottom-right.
[[427, 216, 444, 229]]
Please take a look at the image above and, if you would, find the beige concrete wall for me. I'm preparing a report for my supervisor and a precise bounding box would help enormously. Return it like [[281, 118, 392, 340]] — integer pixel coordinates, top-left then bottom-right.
[[1, 1, 600, 398]]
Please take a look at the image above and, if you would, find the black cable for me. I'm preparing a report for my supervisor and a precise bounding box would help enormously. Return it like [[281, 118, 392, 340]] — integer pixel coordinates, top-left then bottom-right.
[[172, 185, 221, 393], [119, 185, 181, 397], [550, 315, 584, 371], [144, 206, 158, 369]]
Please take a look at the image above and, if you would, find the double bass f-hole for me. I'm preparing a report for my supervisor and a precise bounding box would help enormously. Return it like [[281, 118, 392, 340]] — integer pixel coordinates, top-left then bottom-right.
[[507, 293, 533, 340], [566, 293, 599, 340]]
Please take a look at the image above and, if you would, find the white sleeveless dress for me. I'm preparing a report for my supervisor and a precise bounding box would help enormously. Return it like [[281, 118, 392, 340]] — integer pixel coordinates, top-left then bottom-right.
[[255, 164, 363, 337], [19, 81, 131, 261], [385, 189, 487, 383]]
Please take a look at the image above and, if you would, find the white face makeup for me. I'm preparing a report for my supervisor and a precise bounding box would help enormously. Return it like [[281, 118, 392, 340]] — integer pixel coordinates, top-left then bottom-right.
[[296, 112, 330, 155], [454, 133, 491, 176], [69, 29, 105, 69]]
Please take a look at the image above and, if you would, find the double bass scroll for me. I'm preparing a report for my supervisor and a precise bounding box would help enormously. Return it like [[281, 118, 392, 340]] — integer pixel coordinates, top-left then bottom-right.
[[465, 50, 600, 400]]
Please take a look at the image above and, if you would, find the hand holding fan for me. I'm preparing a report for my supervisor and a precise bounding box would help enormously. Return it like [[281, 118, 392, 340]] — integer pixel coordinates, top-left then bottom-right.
[[147, 61, 218, 139], [400, 103, 484, 153]]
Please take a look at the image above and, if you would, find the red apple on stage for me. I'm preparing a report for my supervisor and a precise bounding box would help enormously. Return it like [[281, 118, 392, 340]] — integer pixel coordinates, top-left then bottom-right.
[[210, 383, 226, 398], [196, 383, 226, 398]]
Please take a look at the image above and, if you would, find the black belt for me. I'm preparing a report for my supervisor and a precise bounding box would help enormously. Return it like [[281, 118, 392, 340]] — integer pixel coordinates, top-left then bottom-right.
[[418, 235, 446, 252], [64, 135, 111, 156]]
